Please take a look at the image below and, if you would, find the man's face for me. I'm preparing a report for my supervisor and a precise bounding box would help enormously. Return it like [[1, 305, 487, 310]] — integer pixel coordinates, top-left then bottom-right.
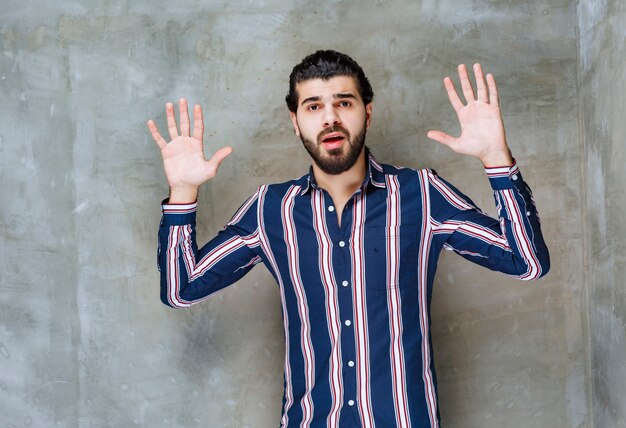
[[289, 76, 372, 175]]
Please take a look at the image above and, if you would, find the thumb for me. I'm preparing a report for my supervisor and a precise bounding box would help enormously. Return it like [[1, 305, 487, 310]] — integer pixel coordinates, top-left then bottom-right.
[[207, 146, 233, 177], [427, 130, 456, 148]]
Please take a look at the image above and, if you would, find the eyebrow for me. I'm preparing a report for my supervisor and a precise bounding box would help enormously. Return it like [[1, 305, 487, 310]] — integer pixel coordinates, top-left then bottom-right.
[[300, 92, 358, 106]]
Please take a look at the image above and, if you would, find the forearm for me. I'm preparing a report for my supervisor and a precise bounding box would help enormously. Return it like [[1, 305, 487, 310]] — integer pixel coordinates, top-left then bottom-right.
[[485, 162, 550, 279], [158, 201, 203, 308]]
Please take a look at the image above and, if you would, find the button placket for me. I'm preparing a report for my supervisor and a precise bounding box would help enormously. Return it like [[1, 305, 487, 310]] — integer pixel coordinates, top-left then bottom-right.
[[326, 195, 358, 413]]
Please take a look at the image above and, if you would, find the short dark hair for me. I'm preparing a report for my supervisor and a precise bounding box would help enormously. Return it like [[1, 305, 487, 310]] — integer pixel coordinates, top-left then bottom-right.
[[285, 50, 374, 113]]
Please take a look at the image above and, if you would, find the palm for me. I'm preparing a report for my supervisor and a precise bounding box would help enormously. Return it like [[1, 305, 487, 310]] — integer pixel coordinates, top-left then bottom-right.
[[454, 101, 506, 158], [428, 64, 511, 166], [160, 135, 218, 188]]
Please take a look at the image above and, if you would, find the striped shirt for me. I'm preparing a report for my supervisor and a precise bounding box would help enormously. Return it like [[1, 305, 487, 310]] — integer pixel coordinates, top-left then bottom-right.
[[157, 152, 550, 427]]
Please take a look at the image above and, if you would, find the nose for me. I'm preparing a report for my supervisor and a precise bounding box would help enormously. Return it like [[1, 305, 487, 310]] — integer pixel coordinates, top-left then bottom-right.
[[323, 106, 340, 128]]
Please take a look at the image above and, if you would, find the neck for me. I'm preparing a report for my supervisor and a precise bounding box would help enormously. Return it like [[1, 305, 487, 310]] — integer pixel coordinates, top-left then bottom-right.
[[312, 148, 367, 197]]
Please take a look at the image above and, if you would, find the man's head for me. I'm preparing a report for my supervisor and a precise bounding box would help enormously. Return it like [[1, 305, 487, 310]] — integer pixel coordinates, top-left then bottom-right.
[[285, 50, 374, 114], [286, 50, 374, 175]]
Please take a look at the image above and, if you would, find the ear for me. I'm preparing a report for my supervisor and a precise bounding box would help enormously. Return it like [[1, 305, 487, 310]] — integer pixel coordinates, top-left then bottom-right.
[[289, 111, 301, 137], [365, 103, 373, 129]]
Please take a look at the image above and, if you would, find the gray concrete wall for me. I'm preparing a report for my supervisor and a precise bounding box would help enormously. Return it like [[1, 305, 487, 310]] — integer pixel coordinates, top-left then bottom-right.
[[0, 0, 598, 427], [578, 0, 626, 426]]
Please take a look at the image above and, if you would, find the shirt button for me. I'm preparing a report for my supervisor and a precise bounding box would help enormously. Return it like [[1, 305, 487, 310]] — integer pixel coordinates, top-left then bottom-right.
[[342, 280, 349, 287], [511, 174, 518, 181], [348, 360, 355, 367], [328, 206, 335, 212], [526, 211, 531, 216], [348, 400, 355, 406], [339, 241, 346, 247], [344, 320, 352, 327]]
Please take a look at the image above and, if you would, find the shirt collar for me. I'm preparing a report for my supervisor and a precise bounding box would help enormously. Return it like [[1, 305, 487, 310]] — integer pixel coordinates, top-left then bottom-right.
[[299, 148, 387, 196]]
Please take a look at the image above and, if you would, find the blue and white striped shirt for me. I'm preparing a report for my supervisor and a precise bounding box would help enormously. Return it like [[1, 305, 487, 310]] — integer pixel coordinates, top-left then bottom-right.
[[157, 152, 549, 427]]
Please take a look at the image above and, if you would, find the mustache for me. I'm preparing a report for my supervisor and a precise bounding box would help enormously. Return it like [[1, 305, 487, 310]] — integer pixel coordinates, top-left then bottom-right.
[[317, 125, 350, 142]]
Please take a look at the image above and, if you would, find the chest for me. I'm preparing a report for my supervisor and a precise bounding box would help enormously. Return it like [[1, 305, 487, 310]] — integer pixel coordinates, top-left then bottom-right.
[[259, 185, 426, 289]]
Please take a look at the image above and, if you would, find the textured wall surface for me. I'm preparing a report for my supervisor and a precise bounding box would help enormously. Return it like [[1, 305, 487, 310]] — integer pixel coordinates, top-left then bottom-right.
[[578, 0, 626, 426], [0, 0, 595, 427]]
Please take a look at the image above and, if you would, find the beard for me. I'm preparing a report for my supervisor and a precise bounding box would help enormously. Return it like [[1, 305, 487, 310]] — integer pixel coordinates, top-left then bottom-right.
[[299, 121, 367, 175]]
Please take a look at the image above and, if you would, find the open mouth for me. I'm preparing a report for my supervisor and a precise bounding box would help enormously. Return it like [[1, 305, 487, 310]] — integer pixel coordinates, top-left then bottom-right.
[[323, 136, 344, 143], [321, 132, 346, 147]]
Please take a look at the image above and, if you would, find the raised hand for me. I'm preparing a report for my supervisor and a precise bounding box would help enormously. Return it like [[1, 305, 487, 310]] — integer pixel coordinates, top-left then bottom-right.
[[147, 99, 232, 203], [427, 63, 513, 167]]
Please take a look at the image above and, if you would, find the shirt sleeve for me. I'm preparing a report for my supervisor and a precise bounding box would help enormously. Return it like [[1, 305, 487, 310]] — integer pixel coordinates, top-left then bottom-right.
[[157, 189, 263, 308], [427, 162, 550, 280]]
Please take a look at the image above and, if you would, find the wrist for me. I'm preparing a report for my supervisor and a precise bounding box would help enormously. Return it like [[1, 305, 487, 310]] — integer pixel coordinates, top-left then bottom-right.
[[169, 187, 199, 204], [480, 149, 514, 168]]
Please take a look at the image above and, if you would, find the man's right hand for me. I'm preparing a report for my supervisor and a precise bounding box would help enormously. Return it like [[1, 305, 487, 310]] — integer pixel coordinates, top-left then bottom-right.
[[147, 98, 232, 203]]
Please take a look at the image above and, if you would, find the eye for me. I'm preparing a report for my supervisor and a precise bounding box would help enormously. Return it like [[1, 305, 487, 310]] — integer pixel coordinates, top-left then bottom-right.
[[338, 100, 352, 107], [307, 104, 320, 111]]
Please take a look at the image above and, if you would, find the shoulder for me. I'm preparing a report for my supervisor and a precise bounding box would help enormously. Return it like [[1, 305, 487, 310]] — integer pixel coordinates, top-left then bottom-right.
[[263, 174, 310, 196], [374, 159, 434, 183]]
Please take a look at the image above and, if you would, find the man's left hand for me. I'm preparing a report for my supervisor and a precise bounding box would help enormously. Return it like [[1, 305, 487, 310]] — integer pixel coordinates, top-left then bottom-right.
[[427, 63, 513, 167]]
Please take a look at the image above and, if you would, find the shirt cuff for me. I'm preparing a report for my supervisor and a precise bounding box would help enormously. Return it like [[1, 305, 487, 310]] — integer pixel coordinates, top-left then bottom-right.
[[161, 199, 197, 225], [485, 161, 524, 190]]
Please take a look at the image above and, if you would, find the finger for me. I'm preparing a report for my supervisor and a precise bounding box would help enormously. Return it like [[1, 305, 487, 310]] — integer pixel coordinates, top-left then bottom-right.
[[147, 120, 167, 150], [192, 104, 204, 141], [473, 63, 488, 102], [443, 77, 464, 113], [458, 64, 476, 103], [486, 73, 499, 107], [165, 102, 179, 140], [207, 146, 233, 177], [427, 130, 457, 148], [179, 98, 190, 137]]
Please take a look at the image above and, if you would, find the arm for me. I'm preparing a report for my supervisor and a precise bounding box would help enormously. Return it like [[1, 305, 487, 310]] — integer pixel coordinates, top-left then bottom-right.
[[427, 64, 549, 279], [157, 194, 262, 308], [428, 166, 550, 280], [149, 99, 260, 307]]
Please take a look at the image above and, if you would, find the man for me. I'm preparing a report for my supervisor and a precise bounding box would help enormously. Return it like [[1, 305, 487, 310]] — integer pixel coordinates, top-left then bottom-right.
[[147, 50, 549, 427]]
